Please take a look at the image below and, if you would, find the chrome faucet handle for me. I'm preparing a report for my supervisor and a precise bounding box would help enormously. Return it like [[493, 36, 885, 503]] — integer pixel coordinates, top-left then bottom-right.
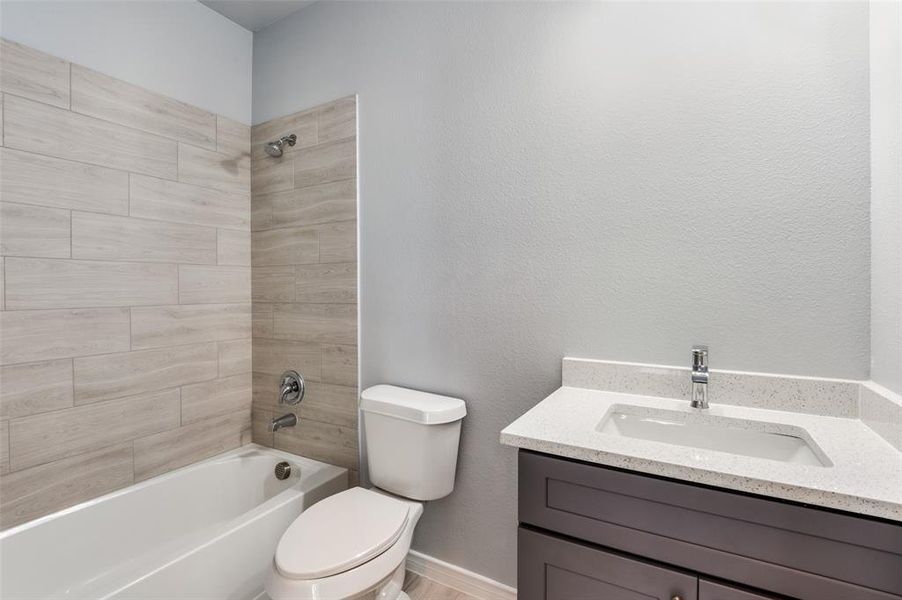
[[690, 345, 709, 409], [278, 370, 305, 405], [691, 345, 709, 371]]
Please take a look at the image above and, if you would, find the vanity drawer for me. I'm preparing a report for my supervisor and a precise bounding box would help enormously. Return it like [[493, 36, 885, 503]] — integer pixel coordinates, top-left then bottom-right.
[[699, 579, 778, 600], [519, 450, 902, 599], [519, 526, 697, 600]]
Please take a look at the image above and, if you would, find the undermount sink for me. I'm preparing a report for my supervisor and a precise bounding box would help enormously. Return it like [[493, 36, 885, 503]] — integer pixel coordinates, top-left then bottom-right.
[[597, 405, 831, 467]]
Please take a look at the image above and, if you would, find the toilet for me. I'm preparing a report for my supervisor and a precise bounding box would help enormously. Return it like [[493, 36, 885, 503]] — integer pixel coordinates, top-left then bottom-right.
[[265, 385, 467, 600]]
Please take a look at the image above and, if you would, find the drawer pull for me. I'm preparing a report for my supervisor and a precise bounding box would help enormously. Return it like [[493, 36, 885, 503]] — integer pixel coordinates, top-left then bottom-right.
[[671, 596, 683, 600]]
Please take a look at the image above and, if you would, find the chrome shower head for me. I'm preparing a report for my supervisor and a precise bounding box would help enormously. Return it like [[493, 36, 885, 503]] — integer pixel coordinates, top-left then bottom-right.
[[265, 134, 297, 158]]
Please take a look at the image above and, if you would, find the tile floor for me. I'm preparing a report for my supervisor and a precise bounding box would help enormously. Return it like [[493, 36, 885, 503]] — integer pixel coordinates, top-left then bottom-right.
[[403, 571, 478, 600]]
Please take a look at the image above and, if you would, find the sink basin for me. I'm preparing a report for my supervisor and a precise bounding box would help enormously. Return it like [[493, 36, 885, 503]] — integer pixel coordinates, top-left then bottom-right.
[[597, 405, 830, 467]]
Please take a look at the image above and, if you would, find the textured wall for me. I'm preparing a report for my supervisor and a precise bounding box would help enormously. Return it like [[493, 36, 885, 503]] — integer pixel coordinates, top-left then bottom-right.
[[0, 39, 252, 529], [870, 1, 902, 395], [0, 0, 253, 123], [253, 2, 871, 584], [250, 98, 359, 482]]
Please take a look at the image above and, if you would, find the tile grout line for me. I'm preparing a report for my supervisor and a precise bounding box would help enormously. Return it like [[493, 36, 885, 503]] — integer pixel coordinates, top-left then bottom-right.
[[10, 69, 220, 154]]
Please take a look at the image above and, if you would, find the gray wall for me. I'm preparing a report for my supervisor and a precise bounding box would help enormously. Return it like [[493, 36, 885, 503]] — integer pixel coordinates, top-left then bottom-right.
[[253, 2, 870, 585], [0, 0, 253, 123], [870, 1, 902, 396]]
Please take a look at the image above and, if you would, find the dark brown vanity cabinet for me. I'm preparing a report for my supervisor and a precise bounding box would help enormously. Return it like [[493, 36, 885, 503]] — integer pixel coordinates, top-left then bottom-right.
[[517, 450, 902, 600]]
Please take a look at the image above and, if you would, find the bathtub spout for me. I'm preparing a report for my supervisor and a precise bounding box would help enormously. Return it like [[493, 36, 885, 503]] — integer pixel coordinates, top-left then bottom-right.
[[270, 413, 297, 432]]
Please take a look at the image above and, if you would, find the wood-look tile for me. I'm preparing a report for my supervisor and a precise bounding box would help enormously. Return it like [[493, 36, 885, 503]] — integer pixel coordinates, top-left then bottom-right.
[[251, 157, 293, 196], [317, 96, 356, 143], [269, 179, 357, 228], [178, 142, 250, 193], [178, 265, 251, 304], [217, 229, 251, 266], [0, 308, 130, 365], [5, 258, 178, 309], [273, 303, 357, 345], [181, 373, 252, 425], [0, 421, 9, 476], [252, 193, 273, 231], [0, 444, 133, 530], [72, 212, 217, 264], [403, 573, 477, 600], [274, 419, 358, 470], [4, 95, 177, 179], [317, 220, 357, 263], [129, 174, 250, 230], [295, 262, 356, 303], [9, 389, 180, 470], [252, 371, 272, 407], [253, 303, 275, 338], [293, 138, 356, 189], [133, 410, 248, 481], [218, 339, 251, 376], [252, 338, 322, 379], [252, 227, 318, 266], [0, 359, 74, 420], [73, 343, 217, 405], [0, 148, 129, 214], [252, 266, 296, 303], [322, 345, 358, 387], [295, 382, 358, 428], [0, 202, 70, 258], [217, 115, 251, 158], [0, 39, 69, 108], [71, 65, 216, 149], [252, 408, 274, 448], [251, 109, 317, 162], [130, 304, 251, 350]]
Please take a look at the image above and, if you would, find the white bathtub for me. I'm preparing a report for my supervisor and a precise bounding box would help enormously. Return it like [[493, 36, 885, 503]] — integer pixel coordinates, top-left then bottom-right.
[[0, 445, 347, 600]]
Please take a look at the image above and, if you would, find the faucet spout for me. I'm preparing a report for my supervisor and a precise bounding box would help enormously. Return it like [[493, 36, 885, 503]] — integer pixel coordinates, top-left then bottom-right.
[[690, 345, 709, 409], [270, 413, 297, 432]]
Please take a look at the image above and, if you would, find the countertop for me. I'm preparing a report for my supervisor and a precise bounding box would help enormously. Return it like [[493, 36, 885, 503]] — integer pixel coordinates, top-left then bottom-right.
[[500, 386, 902, 522]]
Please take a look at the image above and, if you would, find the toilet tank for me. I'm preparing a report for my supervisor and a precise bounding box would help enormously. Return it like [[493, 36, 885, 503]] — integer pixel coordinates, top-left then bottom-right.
[[360, 385, 466, 501]]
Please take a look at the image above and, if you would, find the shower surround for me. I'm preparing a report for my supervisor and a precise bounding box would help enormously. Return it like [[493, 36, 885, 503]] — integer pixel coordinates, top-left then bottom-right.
[[0, 39, 252, 528], [249, 97, 359, 482]]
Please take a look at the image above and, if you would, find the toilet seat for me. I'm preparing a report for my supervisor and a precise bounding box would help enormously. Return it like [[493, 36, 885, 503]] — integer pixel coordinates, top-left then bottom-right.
[[275, 487, 411, 579], [266, 488, 425, 600]]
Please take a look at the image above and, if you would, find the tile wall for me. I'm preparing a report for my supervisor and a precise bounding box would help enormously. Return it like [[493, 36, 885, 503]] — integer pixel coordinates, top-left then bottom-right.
[[250, 97, 359, 482], [0, 39, 252, 528]]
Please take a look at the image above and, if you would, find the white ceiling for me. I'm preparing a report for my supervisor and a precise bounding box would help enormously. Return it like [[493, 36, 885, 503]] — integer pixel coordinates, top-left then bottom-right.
[[200, 0, 316, 32]]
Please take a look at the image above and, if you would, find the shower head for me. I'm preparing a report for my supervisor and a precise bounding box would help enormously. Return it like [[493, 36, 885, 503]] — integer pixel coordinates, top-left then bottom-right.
[[265, 134, 297, 158]]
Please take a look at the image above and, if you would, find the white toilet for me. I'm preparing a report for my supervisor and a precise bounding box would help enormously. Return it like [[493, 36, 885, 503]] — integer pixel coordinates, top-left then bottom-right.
[[265, 384, 467, 600]]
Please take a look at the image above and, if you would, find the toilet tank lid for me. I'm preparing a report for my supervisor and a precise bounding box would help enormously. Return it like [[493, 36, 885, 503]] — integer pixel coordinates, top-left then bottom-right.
[[361, 385, 466, 424]]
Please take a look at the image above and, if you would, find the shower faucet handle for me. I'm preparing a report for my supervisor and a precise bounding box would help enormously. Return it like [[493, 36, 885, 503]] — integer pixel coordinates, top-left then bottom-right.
[[279, 370, 305, 405]]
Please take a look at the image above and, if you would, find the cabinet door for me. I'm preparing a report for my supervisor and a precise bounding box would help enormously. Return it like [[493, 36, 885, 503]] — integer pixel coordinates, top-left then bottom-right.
[[699, 580, 777, 600], [519, 527, 697, 600]]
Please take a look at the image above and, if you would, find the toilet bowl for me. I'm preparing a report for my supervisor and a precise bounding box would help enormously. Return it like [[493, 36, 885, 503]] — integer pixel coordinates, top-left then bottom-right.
[[265, 385, 466, 600], [264, 487, 424, 600]]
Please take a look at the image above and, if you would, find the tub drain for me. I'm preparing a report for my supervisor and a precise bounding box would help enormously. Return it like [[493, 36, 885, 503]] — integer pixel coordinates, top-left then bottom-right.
[[274, 461, 292, 480]]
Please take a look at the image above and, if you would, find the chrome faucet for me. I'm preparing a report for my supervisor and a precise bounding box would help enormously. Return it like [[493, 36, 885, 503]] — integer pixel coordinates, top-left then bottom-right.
[[270, 371, 305, 432], [690, 345, 709, 409], [279, 370, 304, 405], [270, 413, 298, 432]]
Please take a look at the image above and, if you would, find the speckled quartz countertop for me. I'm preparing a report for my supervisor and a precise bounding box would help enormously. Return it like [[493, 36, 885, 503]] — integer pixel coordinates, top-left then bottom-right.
[[500, 386, 902, 522]]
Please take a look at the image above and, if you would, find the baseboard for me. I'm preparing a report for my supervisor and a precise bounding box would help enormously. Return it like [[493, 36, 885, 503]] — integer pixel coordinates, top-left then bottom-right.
[[406, 550, 517, 600]]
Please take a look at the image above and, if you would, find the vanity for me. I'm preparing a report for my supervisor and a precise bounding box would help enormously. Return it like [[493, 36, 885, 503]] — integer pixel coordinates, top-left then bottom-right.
[[501, 358, 902, 600]]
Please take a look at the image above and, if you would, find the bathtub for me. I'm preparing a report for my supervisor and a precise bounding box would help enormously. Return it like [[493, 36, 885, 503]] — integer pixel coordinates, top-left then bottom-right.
[[0, 445, 347, 599]]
